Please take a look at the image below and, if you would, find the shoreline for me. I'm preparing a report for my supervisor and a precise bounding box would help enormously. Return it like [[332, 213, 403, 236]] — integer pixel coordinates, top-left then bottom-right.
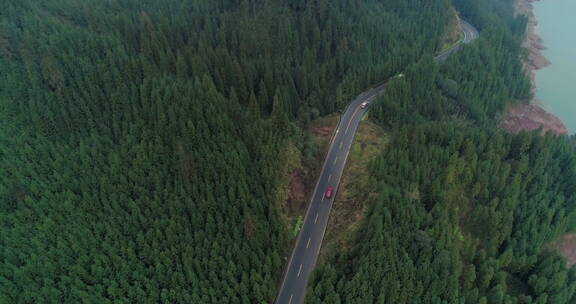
[[515, 0, 551, 92], [511, 0, 575, 267], [501, 0, 568, 135]]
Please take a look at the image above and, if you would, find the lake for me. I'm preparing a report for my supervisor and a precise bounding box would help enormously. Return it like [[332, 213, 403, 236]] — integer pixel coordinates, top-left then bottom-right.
[[533, 0, 576, 134]]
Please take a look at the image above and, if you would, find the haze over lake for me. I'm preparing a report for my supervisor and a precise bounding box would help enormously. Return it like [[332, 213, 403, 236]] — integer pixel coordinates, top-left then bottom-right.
[[533, 0, 576, 134]]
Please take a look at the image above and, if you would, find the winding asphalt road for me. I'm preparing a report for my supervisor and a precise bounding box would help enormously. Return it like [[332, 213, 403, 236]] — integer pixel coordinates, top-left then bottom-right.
[[274, 18, 479, 304], [435, 19, 479, 62]]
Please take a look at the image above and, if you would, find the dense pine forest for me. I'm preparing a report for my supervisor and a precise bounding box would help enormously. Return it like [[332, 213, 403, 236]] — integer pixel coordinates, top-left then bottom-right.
[[307, 0, 576, 303], [2, 0, 575, 303], [0, 0, 456, 303]]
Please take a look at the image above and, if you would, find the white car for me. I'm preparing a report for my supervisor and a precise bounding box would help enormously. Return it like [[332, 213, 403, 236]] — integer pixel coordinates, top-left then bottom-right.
[[360, 102, 369, 109]]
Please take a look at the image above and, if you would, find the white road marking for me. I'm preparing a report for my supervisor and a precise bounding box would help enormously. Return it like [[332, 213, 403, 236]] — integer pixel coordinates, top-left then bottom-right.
[[289, 294, 293, 304], [328, 174, 332, 182], [345, 107, 362, 134], [333, 156, 338, 165], [297, 264, 303, 277], [314, 213, 319, 224], [340, 142, 343, 149], [306, 238, 311, 248]]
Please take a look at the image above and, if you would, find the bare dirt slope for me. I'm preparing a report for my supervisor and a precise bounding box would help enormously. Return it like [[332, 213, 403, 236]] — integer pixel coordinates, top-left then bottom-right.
[[502, 103, 567, 134], [554, 234, 576, 267]]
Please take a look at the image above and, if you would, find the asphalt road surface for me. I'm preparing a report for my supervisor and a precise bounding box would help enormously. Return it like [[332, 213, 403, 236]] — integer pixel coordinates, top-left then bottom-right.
[[274, 19, 479, 304], [435, 19, 479, 62]]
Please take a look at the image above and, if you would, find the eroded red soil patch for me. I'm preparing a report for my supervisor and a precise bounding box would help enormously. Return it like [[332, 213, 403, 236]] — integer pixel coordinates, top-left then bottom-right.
[[311, 126, 334, 138], [286, 170, 307, 215], [501, 103, 567, 135], [555, 234, 576, 267]]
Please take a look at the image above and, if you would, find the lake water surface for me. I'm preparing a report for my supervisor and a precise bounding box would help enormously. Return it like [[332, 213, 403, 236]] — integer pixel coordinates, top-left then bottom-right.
[[533, 0, 576, 134]]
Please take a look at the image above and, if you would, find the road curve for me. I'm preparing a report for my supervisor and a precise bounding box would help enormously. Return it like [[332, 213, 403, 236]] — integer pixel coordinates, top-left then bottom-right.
[[274, 19, 479, 304], [435, 18, 479, 62]]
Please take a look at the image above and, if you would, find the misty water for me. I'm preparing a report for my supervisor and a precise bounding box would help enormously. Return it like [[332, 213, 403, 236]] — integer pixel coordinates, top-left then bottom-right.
[[533, 0, 576, 133]]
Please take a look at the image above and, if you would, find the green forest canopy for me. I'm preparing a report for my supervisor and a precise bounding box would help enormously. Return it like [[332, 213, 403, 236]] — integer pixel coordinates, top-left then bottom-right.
[[307, 0, 576, 303], [1, 0, 575, 303], [0, 0, 454, 303]]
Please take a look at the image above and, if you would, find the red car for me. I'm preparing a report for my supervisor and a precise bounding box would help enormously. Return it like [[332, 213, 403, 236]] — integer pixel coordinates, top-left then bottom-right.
[[325, 187, 334, 198]]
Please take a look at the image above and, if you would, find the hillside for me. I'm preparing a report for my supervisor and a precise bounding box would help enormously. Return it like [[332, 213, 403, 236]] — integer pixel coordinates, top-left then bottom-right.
[[0, 0, 453, 302], [307, 0, 576, 303], [2, 0, 573, 303]]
